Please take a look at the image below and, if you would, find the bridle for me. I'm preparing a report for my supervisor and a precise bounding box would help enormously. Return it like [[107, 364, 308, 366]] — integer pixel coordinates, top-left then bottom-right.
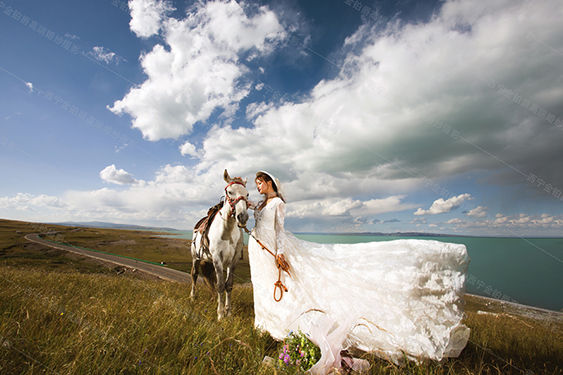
[[224, 181, 248, 218]]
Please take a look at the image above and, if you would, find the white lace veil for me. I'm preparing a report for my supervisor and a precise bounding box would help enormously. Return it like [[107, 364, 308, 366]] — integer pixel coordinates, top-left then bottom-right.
[[256, 171, 285, 201]]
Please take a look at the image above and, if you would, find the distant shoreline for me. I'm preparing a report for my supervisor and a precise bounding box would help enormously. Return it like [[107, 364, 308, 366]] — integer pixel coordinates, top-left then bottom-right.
[[6, 217, 563, 239], [294, 231, 563, 239]]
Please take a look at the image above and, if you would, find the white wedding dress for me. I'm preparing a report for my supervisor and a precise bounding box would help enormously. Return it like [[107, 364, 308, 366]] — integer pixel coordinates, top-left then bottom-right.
[[248, 197, 470, 365]]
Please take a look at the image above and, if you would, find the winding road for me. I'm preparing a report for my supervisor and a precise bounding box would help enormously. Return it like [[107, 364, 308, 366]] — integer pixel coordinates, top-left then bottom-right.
[[25, 233, 192, 283]]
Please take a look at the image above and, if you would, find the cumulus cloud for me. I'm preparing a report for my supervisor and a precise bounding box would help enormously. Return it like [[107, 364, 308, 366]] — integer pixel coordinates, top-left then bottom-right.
[[445, 218, 465, 225], [170, 0, 563, 217], [179, 141, 201, 158], [288, 195, 415, 219], [25, 82, 33, 93], [466, 206, 488, 218], [129, 0, 174, 38], [100, 165, 138, 185], [429, 213, 563, 237], [27, 0, 560, 234], [414, 194, 472, 215], [110, 0, 287, 141], [63, 164, 231, 226], [0, 193, 67, 210]]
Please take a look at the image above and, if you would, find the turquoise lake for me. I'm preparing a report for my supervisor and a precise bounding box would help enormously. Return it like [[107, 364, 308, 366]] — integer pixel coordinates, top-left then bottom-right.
[[162, 231, 563, 312]]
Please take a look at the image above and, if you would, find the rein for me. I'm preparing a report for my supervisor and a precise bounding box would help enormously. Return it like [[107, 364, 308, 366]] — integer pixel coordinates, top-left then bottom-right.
[[224, 181, 248, 218], [243, 226, 291, 302]]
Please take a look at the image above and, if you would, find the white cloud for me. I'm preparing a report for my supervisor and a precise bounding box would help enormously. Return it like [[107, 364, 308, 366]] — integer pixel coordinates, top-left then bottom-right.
[[494, 214, 508, 224], [62, 164, 233, 226], [89, 46, 126, 65], [287, 195, 414, 219], [25, 82, 33, 93], [100, 165, 139, 185], [179, 141, 201, 158], [128, 0, 174, 38], [107, 0, 563, 232], [512, 213, 531, 224], [323, 198, 363, 216], [11, 0, 561, 234], [466, 206, 488, 218], [0, 193, 67, 211], [110, 0, 287, 141], [180, 0, 563, 208], [414, 194, 472, 215], [411, 218, 427, 225], [434, 213, 563, 236]]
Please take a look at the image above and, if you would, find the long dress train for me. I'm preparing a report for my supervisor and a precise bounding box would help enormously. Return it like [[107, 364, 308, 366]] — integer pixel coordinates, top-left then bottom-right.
[[248, 197, 470, 364]]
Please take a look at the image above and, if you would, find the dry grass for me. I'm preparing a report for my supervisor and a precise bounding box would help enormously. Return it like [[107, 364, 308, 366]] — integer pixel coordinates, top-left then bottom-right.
[[0, 218, 252, 282], [1, 219, 562, 374]]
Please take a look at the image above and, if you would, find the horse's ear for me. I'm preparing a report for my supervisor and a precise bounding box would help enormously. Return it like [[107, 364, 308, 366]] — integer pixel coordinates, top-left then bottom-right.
[[223, 169, 231, 183], [243, 177, 248, 186]]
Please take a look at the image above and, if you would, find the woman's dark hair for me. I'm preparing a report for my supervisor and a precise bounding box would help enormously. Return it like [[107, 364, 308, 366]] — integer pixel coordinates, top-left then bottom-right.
[[256, 173, 285, 202]]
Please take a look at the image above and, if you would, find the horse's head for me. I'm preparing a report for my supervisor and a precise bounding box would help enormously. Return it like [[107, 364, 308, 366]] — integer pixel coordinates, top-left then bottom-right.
[[223, 169, 249, 228]]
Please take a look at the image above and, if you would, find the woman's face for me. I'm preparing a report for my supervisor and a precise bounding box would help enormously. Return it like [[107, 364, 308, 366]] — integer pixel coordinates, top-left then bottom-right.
[[255, 178, 273, 195]]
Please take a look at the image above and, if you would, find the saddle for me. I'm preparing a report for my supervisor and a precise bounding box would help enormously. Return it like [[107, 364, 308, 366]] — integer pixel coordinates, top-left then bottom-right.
[[193, 201, 224, 256]]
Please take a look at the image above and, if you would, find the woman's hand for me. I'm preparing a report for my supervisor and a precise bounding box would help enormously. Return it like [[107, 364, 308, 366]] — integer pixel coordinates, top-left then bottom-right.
[[275, 253, 290, 275]]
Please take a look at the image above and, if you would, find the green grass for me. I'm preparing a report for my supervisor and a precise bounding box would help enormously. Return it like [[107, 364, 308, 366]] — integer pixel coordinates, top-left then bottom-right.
[[1, 219, 562, 374]]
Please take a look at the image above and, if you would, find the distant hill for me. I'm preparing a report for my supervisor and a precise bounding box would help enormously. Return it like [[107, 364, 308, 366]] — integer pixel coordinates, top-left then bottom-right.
[[50, 221, 179, 232]]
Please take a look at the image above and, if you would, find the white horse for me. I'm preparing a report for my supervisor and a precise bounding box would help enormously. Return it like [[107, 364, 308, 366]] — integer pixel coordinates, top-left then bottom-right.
[[191, 170, 249, 320]]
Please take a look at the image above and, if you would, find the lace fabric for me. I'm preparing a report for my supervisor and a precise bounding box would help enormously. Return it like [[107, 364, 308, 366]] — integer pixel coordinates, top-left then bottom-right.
[[248, 197, 471, 364]]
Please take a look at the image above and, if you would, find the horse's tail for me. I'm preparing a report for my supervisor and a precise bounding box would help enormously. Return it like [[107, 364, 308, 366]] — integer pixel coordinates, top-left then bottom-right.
[[200, 260, 217, 298]]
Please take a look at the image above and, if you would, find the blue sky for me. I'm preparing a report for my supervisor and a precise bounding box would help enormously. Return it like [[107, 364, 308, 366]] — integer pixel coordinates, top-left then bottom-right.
[[1, 0, 563, 236]]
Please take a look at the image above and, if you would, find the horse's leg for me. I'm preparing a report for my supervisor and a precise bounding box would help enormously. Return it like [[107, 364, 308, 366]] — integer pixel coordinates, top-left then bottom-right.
[[225, 239, 242, 317], [190, 258, 199, 299], [190, 239, 199, 299], [224, 266, 235, 317], [201, 261, 217, 298], [214, 257, 225, 321]]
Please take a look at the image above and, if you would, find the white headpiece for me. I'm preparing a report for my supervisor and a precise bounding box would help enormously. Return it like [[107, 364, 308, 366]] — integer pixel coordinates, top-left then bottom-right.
[[256, 171, 285, 201]]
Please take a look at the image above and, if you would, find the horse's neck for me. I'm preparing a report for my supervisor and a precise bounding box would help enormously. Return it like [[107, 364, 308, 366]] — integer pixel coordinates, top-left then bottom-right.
[[218, 205, 236, 232]]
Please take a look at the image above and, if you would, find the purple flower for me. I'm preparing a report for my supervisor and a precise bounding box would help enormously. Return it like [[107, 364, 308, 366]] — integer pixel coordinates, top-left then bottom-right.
[[284, 354, 290, 364]]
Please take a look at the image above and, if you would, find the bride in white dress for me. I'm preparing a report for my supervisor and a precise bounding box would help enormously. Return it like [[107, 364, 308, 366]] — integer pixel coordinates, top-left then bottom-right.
[[247, 171, 470, 368]]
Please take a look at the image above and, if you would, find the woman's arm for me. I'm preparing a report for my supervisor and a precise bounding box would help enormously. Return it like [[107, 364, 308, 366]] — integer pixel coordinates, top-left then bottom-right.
[[247, 200, 260, 210], [274, 199, 291, 273], [274, 199, 287, 255]]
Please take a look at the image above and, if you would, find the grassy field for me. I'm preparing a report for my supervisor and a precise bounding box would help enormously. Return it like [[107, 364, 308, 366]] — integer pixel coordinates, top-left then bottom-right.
[[0, 218, 252, 283], [1, 218, 562, 374]]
